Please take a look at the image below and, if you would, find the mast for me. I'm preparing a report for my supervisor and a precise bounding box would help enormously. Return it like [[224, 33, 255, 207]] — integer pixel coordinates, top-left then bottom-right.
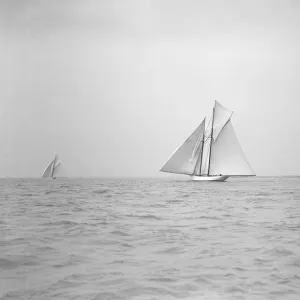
[[191, 118, 206, 176], [207, 102, 216, 176], [199, 134, 205, 175], [51, 155, 56, 179], [196, 118, 206, 176]]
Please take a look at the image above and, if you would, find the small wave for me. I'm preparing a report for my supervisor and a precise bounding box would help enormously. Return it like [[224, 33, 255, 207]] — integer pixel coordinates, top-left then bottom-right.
[[46, 277, 82, 290], [43, 203, 56, 207], [226, 286, 246, 294], [0, 254, 39, 269], [198, 216, 220, 220], [0, 237, 26, 246], [91, 292, 118, 300], [222, 213, 232, 217], [194, 276, 211, 284], [59, 184, 71, 188], [53, 255, 82, 268], [233, 266, 246, 272], [44, 190, 61, 195], [149, 277, 176, 282], [111, 230, 130, 236], [80, 221, 98, 227], [286, 224, 300, 230], [0, 289, 29, 300], [0, 258, 17, 269], [121, 243, 133, 248], [287, 257, 300, 267], [254, 257, 272, 264], [22, 193, 34, 197], [264, 247, 294, 257], [253, 280, 268, 286], [167, 199, 184, 204], [149, 202, 167, 206], [254, 192, 270, 196], [36, 245, 55, 251], [157, 246, 187, 254], [42, 220, 79, 227], [139, 214, 161, 220], [181, 194, 190, 198], [180, 291, 230, 300], [110, 259, 125, 264], [92, 189, 109, 194]]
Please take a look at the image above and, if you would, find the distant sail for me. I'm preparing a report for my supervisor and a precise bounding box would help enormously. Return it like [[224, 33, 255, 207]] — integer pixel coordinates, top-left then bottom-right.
[[209, 120, 255, 176], [53, 160, 60, 177], [54, 160, 60, 169], [42, 160, 54, 178], [160, 119, 206, 175], [42, 155, 61, 179]]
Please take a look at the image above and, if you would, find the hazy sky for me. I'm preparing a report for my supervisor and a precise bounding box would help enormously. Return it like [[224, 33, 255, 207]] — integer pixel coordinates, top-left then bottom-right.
[[1, 0, 300, 177]]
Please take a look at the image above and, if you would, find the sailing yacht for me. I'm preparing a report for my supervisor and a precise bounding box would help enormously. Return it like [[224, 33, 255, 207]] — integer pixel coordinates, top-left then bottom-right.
[[42, 154, 60, 179], [160, 101, 255, 182]]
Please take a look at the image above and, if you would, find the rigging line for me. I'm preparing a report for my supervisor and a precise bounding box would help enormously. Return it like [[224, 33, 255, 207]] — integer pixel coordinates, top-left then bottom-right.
[[207, 105, 216, 176]]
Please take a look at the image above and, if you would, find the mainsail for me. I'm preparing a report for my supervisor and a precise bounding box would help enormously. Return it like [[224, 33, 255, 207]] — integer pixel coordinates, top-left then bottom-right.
[[160, 119, 206, 175], [42, 155, 60, 178], [200, 116, 213, 175], [160, 100, 255, 178], [209, 120, 255, 176]]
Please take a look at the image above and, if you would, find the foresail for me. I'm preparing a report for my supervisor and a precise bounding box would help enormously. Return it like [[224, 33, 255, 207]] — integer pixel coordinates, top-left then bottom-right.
[[160, 119, 205, 175], [213, 101, 233, 141], [209, 120, 255, 176], [200, 116, 213, 175], [42, 160, 54, 178], [53, 161, 60, 177], [54, 160, 60, 169], [200, 137, 211, 175], [191, 139, 203, 176]]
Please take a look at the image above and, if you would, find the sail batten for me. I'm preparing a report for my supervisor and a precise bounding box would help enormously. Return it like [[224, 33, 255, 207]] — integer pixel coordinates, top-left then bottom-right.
[[160, 119, 205, 175]]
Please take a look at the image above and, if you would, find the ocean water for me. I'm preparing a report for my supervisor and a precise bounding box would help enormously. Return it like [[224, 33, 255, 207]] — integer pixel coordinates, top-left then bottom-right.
[[0, 176, 300, 300]]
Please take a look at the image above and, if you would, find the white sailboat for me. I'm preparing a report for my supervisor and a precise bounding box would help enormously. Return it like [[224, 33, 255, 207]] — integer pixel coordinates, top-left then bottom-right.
[[160, 101, 255, 182], [42, 154, 61, 179]]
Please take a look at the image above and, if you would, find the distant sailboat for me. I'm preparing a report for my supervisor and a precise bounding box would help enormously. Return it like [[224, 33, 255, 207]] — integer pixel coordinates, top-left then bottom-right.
[[42, 154, 60, 179], [160, 101, 255, 182]]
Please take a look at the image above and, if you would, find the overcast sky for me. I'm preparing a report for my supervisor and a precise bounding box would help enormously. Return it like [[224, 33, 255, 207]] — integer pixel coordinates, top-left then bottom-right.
[[1, 0, 300, 177]]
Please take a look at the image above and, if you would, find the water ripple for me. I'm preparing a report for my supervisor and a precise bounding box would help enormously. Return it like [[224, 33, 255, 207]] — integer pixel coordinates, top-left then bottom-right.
[[0, 177, 300, 299]]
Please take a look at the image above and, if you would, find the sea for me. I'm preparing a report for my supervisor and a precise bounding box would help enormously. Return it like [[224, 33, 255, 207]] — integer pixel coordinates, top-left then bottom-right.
[[0, 176, 299, 300]]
